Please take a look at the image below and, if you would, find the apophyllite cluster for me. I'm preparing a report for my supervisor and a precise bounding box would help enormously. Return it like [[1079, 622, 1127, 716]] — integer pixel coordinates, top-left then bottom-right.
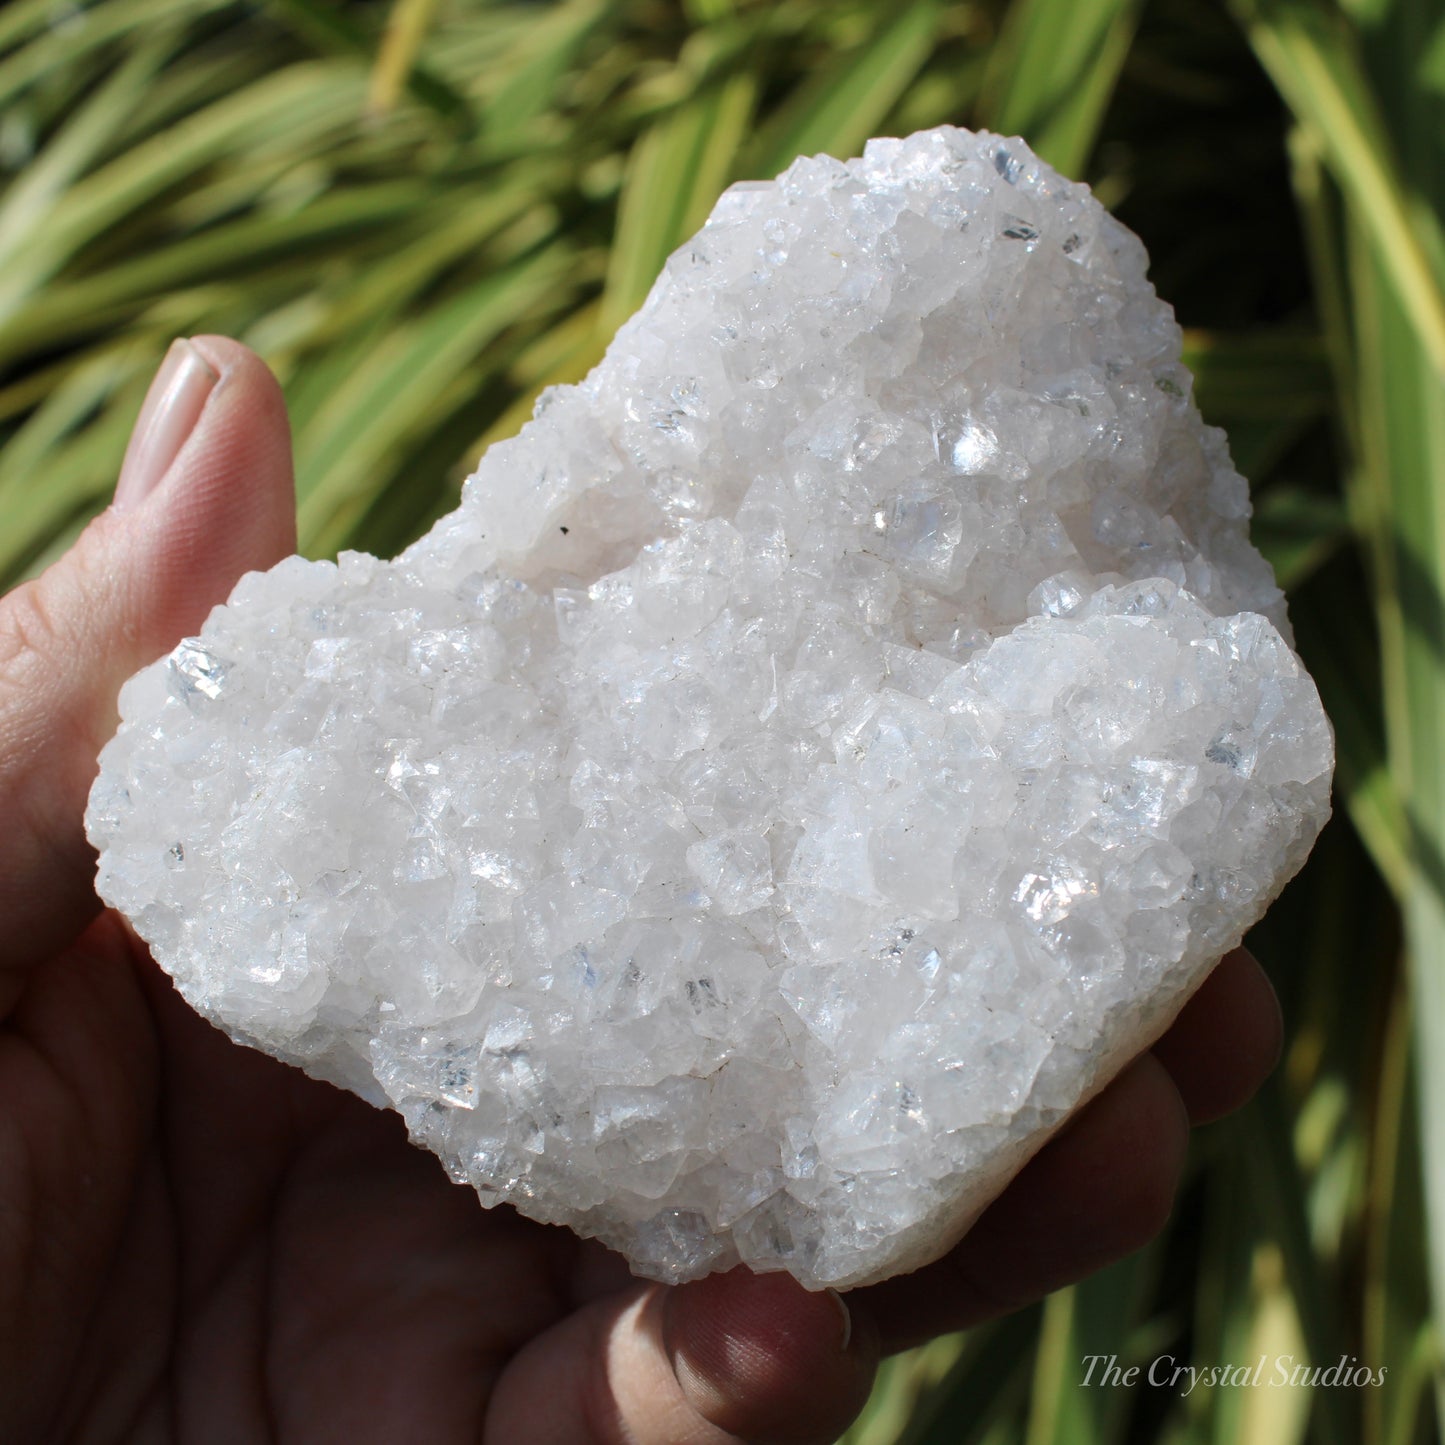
[[88, 127, 1333, 1290]]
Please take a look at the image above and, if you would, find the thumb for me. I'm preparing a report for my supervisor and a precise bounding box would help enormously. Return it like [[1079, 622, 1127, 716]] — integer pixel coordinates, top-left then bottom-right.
[[0, 336, 296, 1009]]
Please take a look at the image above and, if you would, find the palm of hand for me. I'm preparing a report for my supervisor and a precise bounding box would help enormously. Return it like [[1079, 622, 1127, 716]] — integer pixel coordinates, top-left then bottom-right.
[[11, 913, 889, 1443], [7, 919, 536, 1437], [0, 338, 1283, 1445]]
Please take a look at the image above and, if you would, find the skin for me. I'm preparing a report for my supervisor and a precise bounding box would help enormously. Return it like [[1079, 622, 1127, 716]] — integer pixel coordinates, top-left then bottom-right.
[[0, 337, 1284, 1444]]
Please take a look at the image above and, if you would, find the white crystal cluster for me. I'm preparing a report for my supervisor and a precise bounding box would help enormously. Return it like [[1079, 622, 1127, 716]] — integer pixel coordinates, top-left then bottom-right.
[[88, 127, 1333, 1290]]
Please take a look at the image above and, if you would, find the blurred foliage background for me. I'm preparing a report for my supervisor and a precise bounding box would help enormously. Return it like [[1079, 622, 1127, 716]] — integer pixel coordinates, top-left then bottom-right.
[[0, 0, 1441, 1438]]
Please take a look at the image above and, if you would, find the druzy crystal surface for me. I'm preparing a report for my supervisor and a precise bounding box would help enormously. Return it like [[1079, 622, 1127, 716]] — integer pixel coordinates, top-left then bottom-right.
[[88, 127, 1333, 1290]]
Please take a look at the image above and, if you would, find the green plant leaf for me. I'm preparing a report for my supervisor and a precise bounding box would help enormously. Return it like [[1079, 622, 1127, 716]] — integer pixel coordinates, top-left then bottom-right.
[[294, 242, 583, 552], [1234, 0, 1445, 376], [744, 0, 940, 178], [602, 66, 757, 328], [980, 0, 1144, 177]]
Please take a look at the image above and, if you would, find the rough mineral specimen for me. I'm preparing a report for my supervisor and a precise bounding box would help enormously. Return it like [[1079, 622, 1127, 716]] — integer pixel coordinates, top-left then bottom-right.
[[87, 126, 1333, 1290]]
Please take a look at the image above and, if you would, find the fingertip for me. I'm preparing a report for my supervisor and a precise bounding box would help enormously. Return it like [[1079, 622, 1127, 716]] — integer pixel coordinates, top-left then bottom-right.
[[1082, 1052, 1191, 1249], [663, 1268, 878, 1445], [486, 1268, 877, 1445], [980, 1052, 1188, 1274], [186, 335, 289, 437], [125, 335, 297, 641], [174, 334, 295, 538], [1152, 947, 1283, 1124]]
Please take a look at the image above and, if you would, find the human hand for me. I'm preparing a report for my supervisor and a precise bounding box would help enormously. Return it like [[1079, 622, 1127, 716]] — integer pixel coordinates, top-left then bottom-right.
[[0, 338, 1284, 1443]]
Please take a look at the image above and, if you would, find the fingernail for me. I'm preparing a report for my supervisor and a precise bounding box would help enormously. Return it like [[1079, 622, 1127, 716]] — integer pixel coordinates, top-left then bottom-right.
[[114, 338, 219, 511], [827, 1288, 853, 1352]]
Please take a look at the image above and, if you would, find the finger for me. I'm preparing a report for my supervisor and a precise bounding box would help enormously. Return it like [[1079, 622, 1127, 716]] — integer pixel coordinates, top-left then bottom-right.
[[1151, 947, 1283, 1124], [486, 1268, 878, 1445], [852, 1052, 1189, 1352], [0, 336, 295, 1007]]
